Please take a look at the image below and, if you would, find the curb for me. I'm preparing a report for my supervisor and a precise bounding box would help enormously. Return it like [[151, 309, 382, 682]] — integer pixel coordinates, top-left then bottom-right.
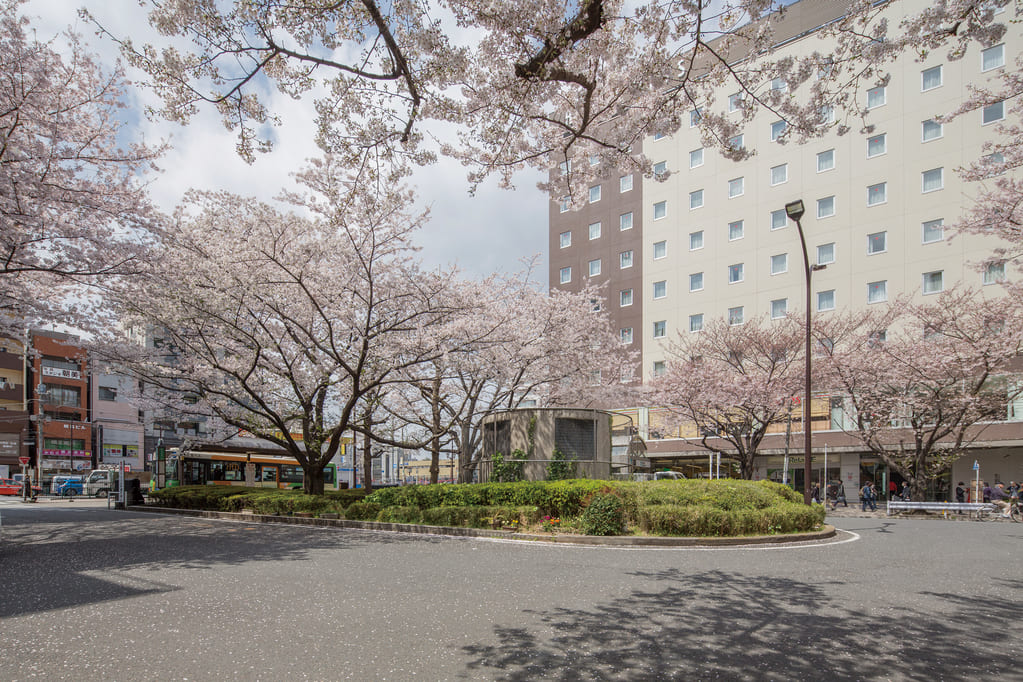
[[128, 505, 837, 547]]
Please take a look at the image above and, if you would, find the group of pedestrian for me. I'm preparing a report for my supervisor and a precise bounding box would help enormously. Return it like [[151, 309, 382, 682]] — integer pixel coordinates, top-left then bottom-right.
[[983, 480, 1020, 518], [860, 481, 879, 511]]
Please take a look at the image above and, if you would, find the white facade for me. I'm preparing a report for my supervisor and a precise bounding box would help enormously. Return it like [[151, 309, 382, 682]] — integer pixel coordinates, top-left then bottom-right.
[[639, 0, 1017, 377]]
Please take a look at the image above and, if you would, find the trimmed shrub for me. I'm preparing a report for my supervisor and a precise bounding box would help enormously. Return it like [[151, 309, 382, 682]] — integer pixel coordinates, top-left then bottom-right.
[[376, 506, 423, 524], [344, 502, 382, 520], [580, 493, 627, 536]]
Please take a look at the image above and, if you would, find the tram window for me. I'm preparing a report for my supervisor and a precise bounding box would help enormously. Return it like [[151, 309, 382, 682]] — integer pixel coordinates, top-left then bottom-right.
[[281, 465, 303, 484], [224, 462, 243, 481], [324, 467, 336, 485], [258, 466, 277, 482], [210, 462, 226, 481]]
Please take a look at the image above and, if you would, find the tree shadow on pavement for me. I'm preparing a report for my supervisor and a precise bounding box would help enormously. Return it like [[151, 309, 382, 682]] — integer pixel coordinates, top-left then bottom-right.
[[0, 510, 444, 618], [461, 568, 1020, 681]]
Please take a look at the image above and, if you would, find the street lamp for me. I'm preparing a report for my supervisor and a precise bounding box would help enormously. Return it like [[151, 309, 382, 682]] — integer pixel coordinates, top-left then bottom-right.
[[785, 200, 825, 505]]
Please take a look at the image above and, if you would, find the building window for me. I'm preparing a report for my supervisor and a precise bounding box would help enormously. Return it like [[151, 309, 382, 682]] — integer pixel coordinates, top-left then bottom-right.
[[653, 320, 667, 338], [689, 272, 704, 292], [770, 120, 787, 141], [690, 109, 702, 127], [589, 154, 599, 167], [867, 231, 887, 254], [620, 328, 634, 344], [922, 119, 943, 142], [921, 65, 942, 91], [867, 280, 888, 304], [922, 218, 944, 243], [653, 241, 667, 260], [771, 77, 787, 92], [771, 253, 788, 275], [817, 290, 836, 311], [653, 131, 666, 140], [817, 242, 835, 265], [867, 133, 886, 158], [728, 177, 744, 198], [652, 361, 666, 377], [867, 182, 887, 206], [559, 196, 569, 213], [771, 209, 787, 230], [559, 231, 571, 248], [588, 259, 601, 277], [690, 148, 704, 168], [983, 101, 1004, 124], [620, 289, 633, 306], [588, 222, 601, 240], [653, 161, 667, 178], [689, 190, 704, 209], [728, 134, 744, 151], [98, 386, 118, 401], [817, 149, 835, 172], [728, 263, 744, 284], [982, 44, 1005, 71], [620, 212, 633, 231], [690, 230, 704, 250], [817, 196, 835, 218], [922, 167, 944, 192], [867, 85, 886, 109], [559, 267, 571, 284], [654, 201, 668, 219], [820, 105, 836, 124], [620, 174, 633, 192], [923, 270, 944, 294], [983, 152, 1006, 176], [728, 220, 744, 241], [559, 160, 571, 175], [728, 92, 743, 112], [984, 261, 1006, 285], [620, 250, 633, 269], [728, 306, 744, 325], [771, 164, 788, 185], [689, 314, 704, 332], [771, 298, 787, 319], [653, 280, 667, 299]]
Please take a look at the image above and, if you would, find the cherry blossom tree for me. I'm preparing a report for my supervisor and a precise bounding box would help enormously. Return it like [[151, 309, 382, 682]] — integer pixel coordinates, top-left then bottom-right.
[[817, 289, 1023, 499], [100, 162, 490, 494], [384, 268, 637, 483], [1, 0, 161, 337], [86, 0, 1010, 199], [652, 315, 806, 480]]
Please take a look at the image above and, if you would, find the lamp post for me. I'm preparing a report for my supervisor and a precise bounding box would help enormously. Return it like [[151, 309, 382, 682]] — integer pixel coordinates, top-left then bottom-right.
[[785, 200, 825, 505]]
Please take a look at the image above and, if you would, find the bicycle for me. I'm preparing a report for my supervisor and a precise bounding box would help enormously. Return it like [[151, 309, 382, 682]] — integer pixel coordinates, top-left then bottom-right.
[[1009, 498, 1021, 523]]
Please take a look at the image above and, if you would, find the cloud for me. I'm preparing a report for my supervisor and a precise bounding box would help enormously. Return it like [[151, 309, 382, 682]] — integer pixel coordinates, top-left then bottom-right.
[[23, 0, 549, 285]]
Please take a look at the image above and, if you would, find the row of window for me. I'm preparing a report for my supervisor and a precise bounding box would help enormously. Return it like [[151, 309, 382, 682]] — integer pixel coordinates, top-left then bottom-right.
[[611, 262, 1005, 328], [716, 44, 1006, 121]]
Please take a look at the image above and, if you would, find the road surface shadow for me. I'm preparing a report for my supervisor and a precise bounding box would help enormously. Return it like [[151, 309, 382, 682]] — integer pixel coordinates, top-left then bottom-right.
[[461, 568, 1020, 680], [0, 509, 441, 617]]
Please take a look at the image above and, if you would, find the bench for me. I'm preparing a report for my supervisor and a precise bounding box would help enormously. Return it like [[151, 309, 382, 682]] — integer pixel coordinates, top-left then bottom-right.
[[886, 501, 997, 518]]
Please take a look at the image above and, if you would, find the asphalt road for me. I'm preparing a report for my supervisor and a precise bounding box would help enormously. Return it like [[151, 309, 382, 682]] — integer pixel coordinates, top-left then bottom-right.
[[0, 498, 1019, 681]]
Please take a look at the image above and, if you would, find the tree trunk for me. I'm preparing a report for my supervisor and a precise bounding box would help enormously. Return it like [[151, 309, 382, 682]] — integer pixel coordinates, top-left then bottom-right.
[[430, 373, 441, 484], [303, 464, 325, 495], [362, 417, 373, 493]]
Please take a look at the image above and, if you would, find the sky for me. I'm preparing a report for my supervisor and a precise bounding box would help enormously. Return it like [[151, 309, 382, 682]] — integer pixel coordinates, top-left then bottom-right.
[[22, 0, 550, 283]]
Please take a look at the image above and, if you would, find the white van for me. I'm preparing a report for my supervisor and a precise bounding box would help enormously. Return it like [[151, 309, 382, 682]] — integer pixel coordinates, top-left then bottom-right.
[[84, 469, 152, 497]]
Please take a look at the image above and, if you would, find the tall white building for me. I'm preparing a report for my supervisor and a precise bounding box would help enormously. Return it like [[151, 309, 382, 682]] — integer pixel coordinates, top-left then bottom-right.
[[548, 0, 1023, 492]]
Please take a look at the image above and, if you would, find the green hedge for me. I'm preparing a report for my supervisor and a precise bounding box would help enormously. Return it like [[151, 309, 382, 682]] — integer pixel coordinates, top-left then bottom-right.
[[150, 480, 824, 537], [150, 486, 369, 515]]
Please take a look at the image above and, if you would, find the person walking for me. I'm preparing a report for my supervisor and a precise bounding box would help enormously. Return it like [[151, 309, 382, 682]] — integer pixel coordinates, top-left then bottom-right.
[[861, 481, 877, 512], [811, 482, 821, 504], [900, 481, 911, 501]]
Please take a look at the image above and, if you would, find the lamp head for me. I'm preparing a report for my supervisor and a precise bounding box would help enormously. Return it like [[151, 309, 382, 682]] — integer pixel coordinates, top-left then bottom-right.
[[785, 200, 805, 221]]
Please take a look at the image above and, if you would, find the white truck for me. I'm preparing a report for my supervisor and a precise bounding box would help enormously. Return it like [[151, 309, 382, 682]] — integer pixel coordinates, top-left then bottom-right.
[[84, 469, 152, 498]]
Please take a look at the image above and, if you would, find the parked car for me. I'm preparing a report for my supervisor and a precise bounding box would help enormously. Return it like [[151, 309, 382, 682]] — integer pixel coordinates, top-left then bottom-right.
[[0, 478, 42, 496], [50, 475, 84, 497], [654, 471, 686, 480]]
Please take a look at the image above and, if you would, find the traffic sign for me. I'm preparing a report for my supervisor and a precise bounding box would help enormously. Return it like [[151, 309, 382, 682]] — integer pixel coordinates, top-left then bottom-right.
[[973, 460, 980, 471], [18, 456, 30, 465]]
